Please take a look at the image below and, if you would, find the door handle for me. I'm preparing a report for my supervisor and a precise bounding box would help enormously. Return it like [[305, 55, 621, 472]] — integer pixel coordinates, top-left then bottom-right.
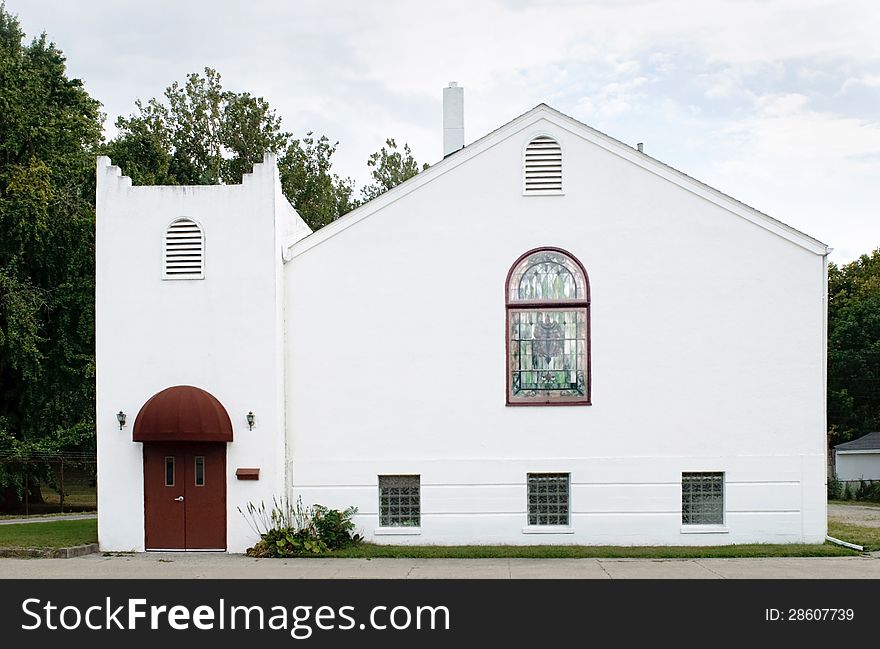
[[174, 496, 184, 502]]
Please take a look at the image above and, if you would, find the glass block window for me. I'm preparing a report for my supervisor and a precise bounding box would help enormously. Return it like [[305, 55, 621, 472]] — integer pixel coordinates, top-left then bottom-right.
[[506, 248, 590, 405], [681, 472, 724, 525], [527, 473, 570, 526], [379, 475, 420, 527]]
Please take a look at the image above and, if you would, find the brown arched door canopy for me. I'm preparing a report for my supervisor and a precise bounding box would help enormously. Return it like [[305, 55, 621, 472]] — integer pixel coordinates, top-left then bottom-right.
[[133, 385, 233, 442]]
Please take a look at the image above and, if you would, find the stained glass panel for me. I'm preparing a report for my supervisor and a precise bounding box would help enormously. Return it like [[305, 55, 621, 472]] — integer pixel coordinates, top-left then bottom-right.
[[506, 248, 589, 405], [510, 308, 587, 400], [508, 250, 586, 302]]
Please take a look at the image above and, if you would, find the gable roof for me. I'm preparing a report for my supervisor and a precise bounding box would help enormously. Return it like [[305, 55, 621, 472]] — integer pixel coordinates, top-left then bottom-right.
[[835, 431, 880, 452], [284, 104, 830, 260]]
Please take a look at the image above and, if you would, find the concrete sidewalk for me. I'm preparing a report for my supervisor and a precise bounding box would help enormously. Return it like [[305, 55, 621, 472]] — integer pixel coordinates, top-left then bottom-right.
[[1, 552, 879, 579], [0, 513, 97, 526]]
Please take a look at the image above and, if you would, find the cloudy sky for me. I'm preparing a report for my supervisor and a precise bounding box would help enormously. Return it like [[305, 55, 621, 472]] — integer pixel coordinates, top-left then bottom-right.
[[7, 0, 879, 261]]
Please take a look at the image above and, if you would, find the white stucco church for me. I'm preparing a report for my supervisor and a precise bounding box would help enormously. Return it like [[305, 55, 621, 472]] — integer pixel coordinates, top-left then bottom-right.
[[96, 85, 830, 552]]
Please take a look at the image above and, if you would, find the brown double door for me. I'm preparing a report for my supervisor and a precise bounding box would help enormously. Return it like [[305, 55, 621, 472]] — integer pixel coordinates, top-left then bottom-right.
[[143, 442, 226, 550]]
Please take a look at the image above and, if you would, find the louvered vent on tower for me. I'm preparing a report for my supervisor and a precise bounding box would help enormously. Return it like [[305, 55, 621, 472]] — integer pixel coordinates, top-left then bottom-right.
[[523, 135, 563, 193], [163, 218, 204, 279]]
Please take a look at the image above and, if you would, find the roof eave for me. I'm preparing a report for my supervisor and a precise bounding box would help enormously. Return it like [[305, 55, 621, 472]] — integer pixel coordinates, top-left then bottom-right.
[[835, 449, 880, 454], [285, 103, 830, 260]]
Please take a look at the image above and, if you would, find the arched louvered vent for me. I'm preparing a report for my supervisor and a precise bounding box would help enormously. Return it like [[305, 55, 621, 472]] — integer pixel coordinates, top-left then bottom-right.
[[524, 135, 563, 193], [163, 218, 204, 279]]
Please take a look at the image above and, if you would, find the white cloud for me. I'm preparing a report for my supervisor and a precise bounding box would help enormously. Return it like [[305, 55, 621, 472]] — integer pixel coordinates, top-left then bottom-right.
[[3, 0, 879, 259], [724, 93, 880, 162], [840, 74, 880, 93], [694, 92, 880, 258], [755, 93, 811, 117]]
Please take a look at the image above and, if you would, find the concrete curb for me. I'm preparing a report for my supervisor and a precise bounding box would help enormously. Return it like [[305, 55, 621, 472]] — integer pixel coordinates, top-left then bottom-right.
[[0, 543, 99, 559]]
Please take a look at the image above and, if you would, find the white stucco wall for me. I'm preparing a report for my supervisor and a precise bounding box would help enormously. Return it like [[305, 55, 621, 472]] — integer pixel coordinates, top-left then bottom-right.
[[95, 154, 307, 552], [96, 107, 828, 551], [835, 453, 880, 482], [284, 111, 828, 545]]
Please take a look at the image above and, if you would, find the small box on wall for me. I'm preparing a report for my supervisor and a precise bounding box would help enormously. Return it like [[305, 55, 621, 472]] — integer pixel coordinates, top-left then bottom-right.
[[235, 468, 260, 480]]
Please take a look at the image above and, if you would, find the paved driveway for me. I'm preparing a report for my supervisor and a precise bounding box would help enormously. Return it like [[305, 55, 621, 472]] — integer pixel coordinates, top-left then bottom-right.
[[0, 513, 96, 526], [1, 552, 880, 579], [828, 503, 880, 528]]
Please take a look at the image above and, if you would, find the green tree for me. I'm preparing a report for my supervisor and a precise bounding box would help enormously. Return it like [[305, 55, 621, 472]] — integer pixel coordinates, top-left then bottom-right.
[[0, 4, 103, 504], [277, 133, 358, 231], [828, 248, 880, 446], [105, 69, 361, 230], [105, 67, 289, 185], [360, 138, 428, 202]]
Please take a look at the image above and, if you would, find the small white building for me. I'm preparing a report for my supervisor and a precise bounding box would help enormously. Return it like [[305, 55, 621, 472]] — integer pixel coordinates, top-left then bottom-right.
[[96, 88, 830, 552], [834, 432, 880, 482]]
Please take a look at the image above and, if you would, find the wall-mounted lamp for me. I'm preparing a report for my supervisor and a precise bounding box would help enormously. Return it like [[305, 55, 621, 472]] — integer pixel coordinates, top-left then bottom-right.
[[116, 411, 127, 430], [246, 411, 255, 431]]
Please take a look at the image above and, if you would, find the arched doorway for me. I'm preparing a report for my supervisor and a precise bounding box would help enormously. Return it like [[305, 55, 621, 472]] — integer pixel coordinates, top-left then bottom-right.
[[133, 386, 232, 551]]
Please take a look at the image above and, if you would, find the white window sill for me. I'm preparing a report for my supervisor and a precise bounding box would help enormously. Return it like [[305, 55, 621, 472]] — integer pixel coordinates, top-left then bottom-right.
[[374, 527, 421, 536], [521, 191, 565, 197], [680, 526, 729, 534], [522, 526, 575, 535]]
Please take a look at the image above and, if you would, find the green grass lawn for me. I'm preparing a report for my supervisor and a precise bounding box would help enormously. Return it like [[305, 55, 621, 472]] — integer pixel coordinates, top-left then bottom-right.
[[325, 542, 856, 559], [0, 519, 97, 548], [0, 517, 872, 557], [827, 521, 880, 551]]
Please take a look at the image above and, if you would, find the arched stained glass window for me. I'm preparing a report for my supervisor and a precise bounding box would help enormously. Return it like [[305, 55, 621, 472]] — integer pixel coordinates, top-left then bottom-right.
[[506, 247, 590, 405]]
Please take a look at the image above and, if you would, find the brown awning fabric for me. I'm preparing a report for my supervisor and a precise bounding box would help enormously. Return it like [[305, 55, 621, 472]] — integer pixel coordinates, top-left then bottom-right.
[[133, 385, 233, 442]]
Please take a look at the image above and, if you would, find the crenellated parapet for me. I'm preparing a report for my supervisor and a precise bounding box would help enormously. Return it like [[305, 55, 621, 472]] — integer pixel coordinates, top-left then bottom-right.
[[96, 155, 132, 189], [96, 152, 279, 192]]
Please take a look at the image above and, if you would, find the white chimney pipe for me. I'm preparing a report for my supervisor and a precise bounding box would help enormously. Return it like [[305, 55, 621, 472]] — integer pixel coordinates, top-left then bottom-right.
[[443, 82, 464, 157]]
